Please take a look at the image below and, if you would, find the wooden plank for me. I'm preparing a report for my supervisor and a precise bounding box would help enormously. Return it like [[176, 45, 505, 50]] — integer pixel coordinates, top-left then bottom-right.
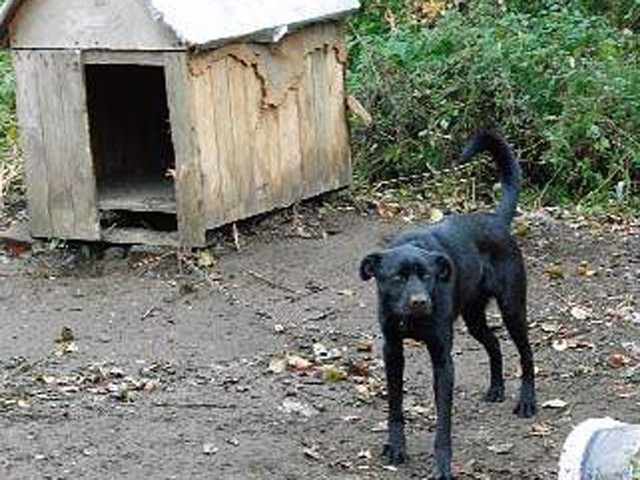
[[164, 52, 206, 247], [101, 227, 179, 247], [10, 0, 180, 50], [326, 44, 352, 188], [98, 179, 176, 214], [297, 54, 320, 198], [244, 56, 269, 214], [227, 57, 257, 217], [83, 51, 167, 66], [14, 50, 100, 240], [12, 50, 52, 237], [40, 52, 82, 237], [46, 51, 99, 239], [311, 46, 333, 191], [190, 57, 224, 225], [275, 89, 303, 206], [208, 57, 237, 225], [254, 105, 279, 211]]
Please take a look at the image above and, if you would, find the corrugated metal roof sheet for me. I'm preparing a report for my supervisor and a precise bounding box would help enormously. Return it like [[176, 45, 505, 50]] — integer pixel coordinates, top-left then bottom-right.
[[0, 0, 360, 48], [148, 0, 360, 46]]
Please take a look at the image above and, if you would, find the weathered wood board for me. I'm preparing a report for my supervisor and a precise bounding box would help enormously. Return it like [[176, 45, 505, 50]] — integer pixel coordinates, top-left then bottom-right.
[[188, 23, 351, 231], [165, 52, 207, 247], [9, 0, 179, 50], [13, 50, 99, 240]]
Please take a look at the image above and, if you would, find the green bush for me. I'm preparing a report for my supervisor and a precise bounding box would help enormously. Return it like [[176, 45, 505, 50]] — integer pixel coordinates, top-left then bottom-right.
[[348, 1, 640, 208], [0, 51, 16, 159]]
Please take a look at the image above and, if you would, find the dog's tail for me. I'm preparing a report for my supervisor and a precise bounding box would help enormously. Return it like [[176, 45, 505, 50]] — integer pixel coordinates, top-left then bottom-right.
[[462, 131, 521, 225]]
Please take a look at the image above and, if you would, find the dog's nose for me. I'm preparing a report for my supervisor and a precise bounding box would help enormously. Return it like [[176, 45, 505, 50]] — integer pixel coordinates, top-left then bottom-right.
[[409, 294, 429, 311]]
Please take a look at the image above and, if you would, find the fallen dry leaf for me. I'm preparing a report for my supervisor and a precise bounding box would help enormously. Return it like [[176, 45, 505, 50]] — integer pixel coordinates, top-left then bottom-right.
[[341, 415, 362, 423], [413, 0, 448, 22], [546, 264, 565, 280], [606, 307, 640, 324], [286, 354, 313, 373], [321, 364, 348, 383], [196, 250, 216, 269], [607, 353, 631, 370], [55, 326, 75, 343], [540, 322, 560, 333], [512, 364, 541, 379], [487, 443, 514, 454], [576, 262, 596, 278], [347, 360, 369, 377], [371, 421, 387, 433], [406, 404, 431, 417], [141, 379, 160, 393], [202, 443, 218, 455], [430, 208, 444, 223], [528, 422, 553, 437], [313, 343, 342, 363], [337, 289, 355, 297], [2, 396, 30, 408], [515, 220, 530, 238], [35, 373, 56, 385], [303, 446, 322, 461], [355, 340, 374, 353], [268, 357, 287, 374], [542, 398, 568, 409], [358, 449, 372, 460], [4, 241, 31, 256], [376, 201, 401, 219], [55, 341, 78, 357], [552, 338, 594, 352], [280, 399, 318, 418], [569, 306, 591, 321]]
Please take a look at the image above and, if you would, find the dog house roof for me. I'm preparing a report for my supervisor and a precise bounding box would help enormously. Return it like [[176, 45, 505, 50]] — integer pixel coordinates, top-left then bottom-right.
[[0, 0, 360, 48]]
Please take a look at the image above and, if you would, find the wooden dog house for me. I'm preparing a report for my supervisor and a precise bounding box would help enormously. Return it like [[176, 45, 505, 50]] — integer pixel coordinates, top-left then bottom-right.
[[0, 0, 358, 247]]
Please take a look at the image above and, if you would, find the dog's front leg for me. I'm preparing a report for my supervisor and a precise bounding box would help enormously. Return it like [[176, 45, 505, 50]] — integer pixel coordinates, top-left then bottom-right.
[[382, 335, 407, 464], [426, 337, 454, 480]]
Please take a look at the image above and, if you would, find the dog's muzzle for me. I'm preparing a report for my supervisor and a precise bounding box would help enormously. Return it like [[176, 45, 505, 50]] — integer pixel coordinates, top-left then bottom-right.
[[398, 294, 432, 332], [408, 294, 432, 314]]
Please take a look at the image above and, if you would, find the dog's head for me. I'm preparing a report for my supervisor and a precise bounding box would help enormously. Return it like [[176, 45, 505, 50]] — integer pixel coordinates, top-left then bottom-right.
[[360, 245, 453, 328]]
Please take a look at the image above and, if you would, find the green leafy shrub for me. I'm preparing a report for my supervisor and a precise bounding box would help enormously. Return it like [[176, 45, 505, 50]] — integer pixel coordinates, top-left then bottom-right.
[[348, 1, 640, 208], [0, 52, 17, 158]]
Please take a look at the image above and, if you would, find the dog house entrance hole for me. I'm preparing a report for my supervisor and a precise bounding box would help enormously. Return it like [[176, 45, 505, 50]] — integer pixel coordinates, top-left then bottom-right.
[[85, 64, 176, 215]]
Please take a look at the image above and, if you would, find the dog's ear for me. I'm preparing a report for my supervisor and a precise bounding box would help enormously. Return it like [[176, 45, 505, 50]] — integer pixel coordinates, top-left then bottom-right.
[[360, 253, 382, 281], [434, 254, 452, 282]]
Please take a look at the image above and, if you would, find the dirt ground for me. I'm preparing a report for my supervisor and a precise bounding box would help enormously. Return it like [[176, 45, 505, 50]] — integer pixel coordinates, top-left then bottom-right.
[[0, 199, 638, 480]]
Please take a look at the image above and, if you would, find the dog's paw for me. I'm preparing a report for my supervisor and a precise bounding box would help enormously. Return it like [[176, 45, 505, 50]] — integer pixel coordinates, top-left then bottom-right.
[[484, 384, 505, 403], [431, 465, 454, 480], [382, 442, 407, 465], [513, 398, 537, 418]]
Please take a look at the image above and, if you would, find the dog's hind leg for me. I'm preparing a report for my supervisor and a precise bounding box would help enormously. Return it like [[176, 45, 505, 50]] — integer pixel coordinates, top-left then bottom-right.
[[382, 336, 407, 464], [496, 273, 537, 418], [462, 300, 505, 403]]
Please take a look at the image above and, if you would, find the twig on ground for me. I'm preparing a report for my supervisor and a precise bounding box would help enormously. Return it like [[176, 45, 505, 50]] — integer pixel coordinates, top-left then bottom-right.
[[152, 402, 237, 409], [243, 269, 301, 296], [232, 223, 241, 252]]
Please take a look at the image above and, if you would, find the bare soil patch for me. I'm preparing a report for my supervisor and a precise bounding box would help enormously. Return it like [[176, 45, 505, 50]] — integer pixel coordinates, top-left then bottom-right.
[[1, 202, 638, 479]]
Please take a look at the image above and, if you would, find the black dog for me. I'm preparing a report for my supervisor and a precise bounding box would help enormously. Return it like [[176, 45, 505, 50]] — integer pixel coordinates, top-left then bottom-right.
[[360, 132, 536, 479]]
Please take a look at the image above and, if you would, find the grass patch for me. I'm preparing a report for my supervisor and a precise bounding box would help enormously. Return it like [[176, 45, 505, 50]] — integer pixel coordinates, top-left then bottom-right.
[[0, 51, 20, 208]]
